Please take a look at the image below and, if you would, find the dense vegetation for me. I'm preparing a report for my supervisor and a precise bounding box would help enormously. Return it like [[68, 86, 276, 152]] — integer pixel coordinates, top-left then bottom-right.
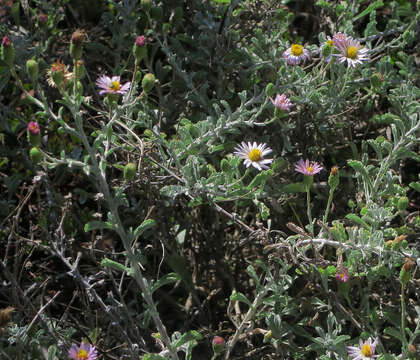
[[0, 0, 419, 359]]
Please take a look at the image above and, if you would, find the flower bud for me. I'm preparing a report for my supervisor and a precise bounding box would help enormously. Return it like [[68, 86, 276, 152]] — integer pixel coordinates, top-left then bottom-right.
[[74, 60, 85, 80], [399, 258, 415, 287], [29, 147, 43, 164], [141, 0, 152, 13], [321, 42, 332, 57], [124, 163, 137, 181], [26, 59, 39, 81], [38, 12, 48, 27], [133, 35, 147, 62], [220, 158, 230, 172], [1, 36, 15, 65], [328, 166, 339, 191], [265, 83, 275, 97], [397, 196, 409, 211], [142, 73, 156, 94], [70, 29, 85, 60], [212, 336, 225, 355], [27, 122, 41, 146], [384, 240, 393, 250]]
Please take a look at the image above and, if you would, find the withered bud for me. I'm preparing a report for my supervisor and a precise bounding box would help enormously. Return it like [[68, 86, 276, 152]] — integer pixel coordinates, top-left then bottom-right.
[[71, 29, 85, 45], [403, 258, 415, 272], [330, 166, 339, 176], [394, 234, 407, 243], [0, 307, 14, 331]]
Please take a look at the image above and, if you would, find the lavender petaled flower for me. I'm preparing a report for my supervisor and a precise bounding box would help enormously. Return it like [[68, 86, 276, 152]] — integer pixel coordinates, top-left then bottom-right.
[[234, 141, 273, 171], [334, 36, 369, 68], [270, 93, 292, 111], [135, 35, 146, 47], [96, 75, 131, 95], [294, 159, 323, 176], [68, 342, 98, 360], [347, 337, 379, 359], [282, 44, 311, 65], [332, 32, 350, 48], [335, 267, 349, 283]]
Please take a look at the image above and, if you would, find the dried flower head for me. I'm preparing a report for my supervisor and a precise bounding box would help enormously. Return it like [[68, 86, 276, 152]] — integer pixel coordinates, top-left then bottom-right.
[[294, 159, 323, 176], [68, 342, 98, 360], [46, 59, 73, 87], [330, 166, 339, 176], [282, 43, 310, 65], [335, 36, 369, 67], [347, 337, 379, 359], [234, 141, 273, 171], [71, 29, 86, 45], [335, 267, 349, 283], [96, 75, 131, 95], [27, 121, 40, 135], [270, 93, 292, 111], [0, 307, 14, 331], [403, 258, 415, 272], [38, 12, 48, 23]]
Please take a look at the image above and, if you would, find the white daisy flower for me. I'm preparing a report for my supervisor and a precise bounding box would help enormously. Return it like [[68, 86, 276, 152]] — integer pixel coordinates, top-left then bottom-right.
[[282, 44, 311, 65], [335, 36, 369, 67], [234, 141, 273, 171], [347, 337, 379, 360]]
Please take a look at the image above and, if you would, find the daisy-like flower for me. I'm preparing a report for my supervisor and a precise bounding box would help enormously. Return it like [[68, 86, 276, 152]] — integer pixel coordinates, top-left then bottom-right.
[[347, 337, 379, 359], [282, 44, 311, 65], [234, 141, 273, 171], [270, 93, 292, 111], [335, 36, 369, 68], [294, 159, 323, 176], [335, 267, 349, 283], [68, 342, 98, 360], [332, 32, 349, 48], [96, 75, 130, 95]]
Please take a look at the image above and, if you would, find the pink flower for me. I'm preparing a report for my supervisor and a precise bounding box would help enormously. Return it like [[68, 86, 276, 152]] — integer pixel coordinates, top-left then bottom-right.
[[212, 336, 225, 345], [294, 159, 323, 176], [27, 121, 40, 135], [332, 32, 350, 48], [335, 267, 349, 283], [270, 93, 292, 111], [135, 35, 146, 47], [96, 75, 130, 95], [347, 337, 379, 359], [68, 343, 98, 360], [2, 36, 11, 47]]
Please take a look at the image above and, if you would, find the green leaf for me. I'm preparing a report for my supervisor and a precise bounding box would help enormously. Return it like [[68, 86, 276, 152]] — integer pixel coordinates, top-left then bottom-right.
[[409, 182, 420, 193], [333, 334, 351, 345], [280, 182, 306, 193], [347, 160, 374, 192], [353, 1, 383, 21], [133, 219, 156, 238], [47, 345, 57, 360], [101, 258, 128, 273], [172, 330, 202, 349], [230, 291, 252, 307], [346, 214, 370, 229], [84, 221, 114, 232], [151, 273, 181, 294], [141, 354, 167, 360], [384, 327, 404, 343]]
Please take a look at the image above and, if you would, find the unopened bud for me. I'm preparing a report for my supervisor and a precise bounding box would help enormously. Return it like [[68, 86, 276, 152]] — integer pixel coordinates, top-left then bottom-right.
[[38, 12, 48, 26], [70, 29, 85, 60], [212, 336, 225, 355], [142, 73, 156, 94], [141, 0, 152, 13], [370, 72, 383, 90], [27, 122, 41, 146], [397, 196, 409, 211], [265, 83, 275, 97], [123, 163, 137, 181], [328, 166, 339, 190], [133, 35, 147, 62], [400, 258, 415, 287], [26, 59, 39, 81], [29, 147, 43, 164], [1, 36, 15, 65]]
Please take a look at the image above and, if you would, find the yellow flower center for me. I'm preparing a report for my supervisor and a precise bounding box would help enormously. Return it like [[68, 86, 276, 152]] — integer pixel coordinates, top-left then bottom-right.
[[248, 148, 262, 162], [77, 349, 88, 359], [327, 40, 333, 46], [346, 46, 358, 59], [109, 81, 121, 91], [361, 344, 372, 357], [291, 44, 303, 56], [306, 166, 314, 174]]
